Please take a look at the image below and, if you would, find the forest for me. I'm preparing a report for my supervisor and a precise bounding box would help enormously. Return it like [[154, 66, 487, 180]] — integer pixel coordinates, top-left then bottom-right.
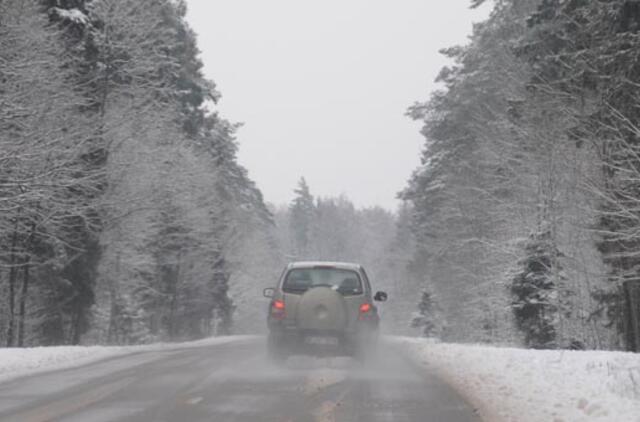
[[404, 0, 640, 351], [0, 0, 272, 346], [2, 0, 640, 353]]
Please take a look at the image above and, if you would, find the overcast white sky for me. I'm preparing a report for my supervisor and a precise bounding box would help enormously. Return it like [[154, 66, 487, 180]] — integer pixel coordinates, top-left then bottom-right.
[[185, 1, 491, 210]]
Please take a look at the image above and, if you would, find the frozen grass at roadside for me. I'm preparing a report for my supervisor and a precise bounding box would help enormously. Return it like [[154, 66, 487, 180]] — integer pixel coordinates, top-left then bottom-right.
[[0, 335, 258, 384], [393, 337, 640, 422]]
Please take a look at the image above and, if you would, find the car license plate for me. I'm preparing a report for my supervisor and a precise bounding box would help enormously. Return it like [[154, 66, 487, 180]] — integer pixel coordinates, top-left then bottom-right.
[[305, 336, 338, 346]]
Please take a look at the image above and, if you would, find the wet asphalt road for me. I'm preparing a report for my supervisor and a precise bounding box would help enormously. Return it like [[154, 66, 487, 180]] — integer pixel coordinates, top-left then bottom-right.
[[0, 337, 480, 422]]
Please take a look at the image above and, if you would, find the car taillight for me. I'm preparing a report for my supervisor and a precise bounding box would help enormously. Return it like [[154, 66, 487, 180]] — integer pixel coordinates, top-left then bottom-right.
[[271, 300, 286, 320], [358, 303, 373, 320]]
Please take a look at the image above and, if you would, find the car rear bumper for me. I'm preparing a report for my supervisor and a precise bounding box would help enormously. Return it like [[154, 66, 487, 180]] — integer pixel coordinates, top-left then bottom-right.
[[268, 325, 378, 357], [270, 330, 352, 356]]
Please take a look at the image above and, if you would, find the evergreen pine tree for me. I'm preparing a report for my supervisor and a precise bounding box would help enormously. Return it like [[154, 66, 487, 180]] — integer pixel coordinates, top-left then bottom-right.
[[289, 178, 315, 259], [411, 290, 442, 338], [511, 229, 564, 349]]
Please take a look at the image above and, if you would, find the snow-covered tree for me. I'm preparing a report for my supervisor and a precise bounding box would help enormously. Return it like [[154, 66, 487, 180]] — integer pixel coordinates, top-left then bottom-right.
[[411, 289, 444, 338], [289, 178, 315, 259], [0, 0, 102, 347], [511, 229, 564, 349]]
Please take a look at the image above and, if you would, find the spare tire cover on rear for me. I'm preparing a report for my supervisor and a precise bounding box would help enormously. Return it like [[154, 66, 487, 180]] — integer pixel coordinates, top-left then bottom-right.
[[296, 287, 348, 331]]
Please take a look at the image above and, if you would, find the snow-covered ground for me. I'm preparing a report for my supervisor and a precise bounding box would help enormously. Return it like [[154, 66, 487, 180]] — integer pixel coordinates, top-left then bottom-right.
[[394, 337, 640, 422], [0, 335, 256, 385]]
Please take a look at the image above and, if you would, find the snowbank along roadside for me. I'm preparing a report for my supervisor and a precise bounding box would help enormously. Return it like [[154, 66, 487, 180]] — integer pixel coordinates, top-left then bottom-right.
[[393, 337, 640, 422], [0, 335, 258, 385]]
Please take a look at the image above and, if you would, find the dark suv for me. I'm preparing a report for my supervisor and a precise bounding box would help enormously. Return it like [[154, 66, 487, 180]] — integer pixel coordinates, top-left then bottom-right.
[[263, 261, 387, 361]]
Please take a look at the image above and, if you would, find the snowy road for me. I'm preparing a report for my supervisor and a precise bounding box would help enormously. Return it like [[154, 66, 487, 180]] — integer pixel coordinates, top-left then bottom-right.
[[0, 337, 479, 422]]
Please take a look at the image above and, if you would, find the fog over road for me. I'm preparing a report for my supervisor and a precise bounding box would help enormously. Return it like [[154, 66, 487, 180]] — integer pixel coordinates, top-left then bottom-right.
[[0, 338, 479, 422]]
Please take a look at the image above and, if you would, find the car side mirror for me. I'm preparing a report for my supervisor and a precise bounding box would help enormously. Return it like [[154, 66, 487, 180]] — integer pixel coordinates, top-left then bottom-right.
[[263, 288, 275, 298], [374, 291, 388, 302]]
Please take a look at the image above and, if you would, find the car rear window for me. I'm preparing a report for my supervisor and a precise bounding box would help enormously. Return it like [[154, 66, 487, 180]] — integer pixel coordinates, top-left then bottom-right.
[[282, 267, 363, 296]]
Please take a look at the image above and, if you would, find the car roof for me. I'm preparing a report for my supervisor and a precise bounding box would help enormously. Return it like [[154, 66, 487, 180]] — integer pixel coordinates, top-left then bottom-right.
[[286, 261, 362, 271]]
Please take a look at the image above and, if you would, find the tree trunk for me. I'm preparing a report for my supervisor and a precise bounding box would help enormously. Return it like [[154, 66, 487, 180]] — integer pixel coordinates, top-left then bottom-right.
[[6, 223, 19, 347], [17, 255, 31, 347], [168, 252, 182, 340], [107, 253, 120, 344], [70, 308, 82, 345], [17, 222, 36, 347]]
